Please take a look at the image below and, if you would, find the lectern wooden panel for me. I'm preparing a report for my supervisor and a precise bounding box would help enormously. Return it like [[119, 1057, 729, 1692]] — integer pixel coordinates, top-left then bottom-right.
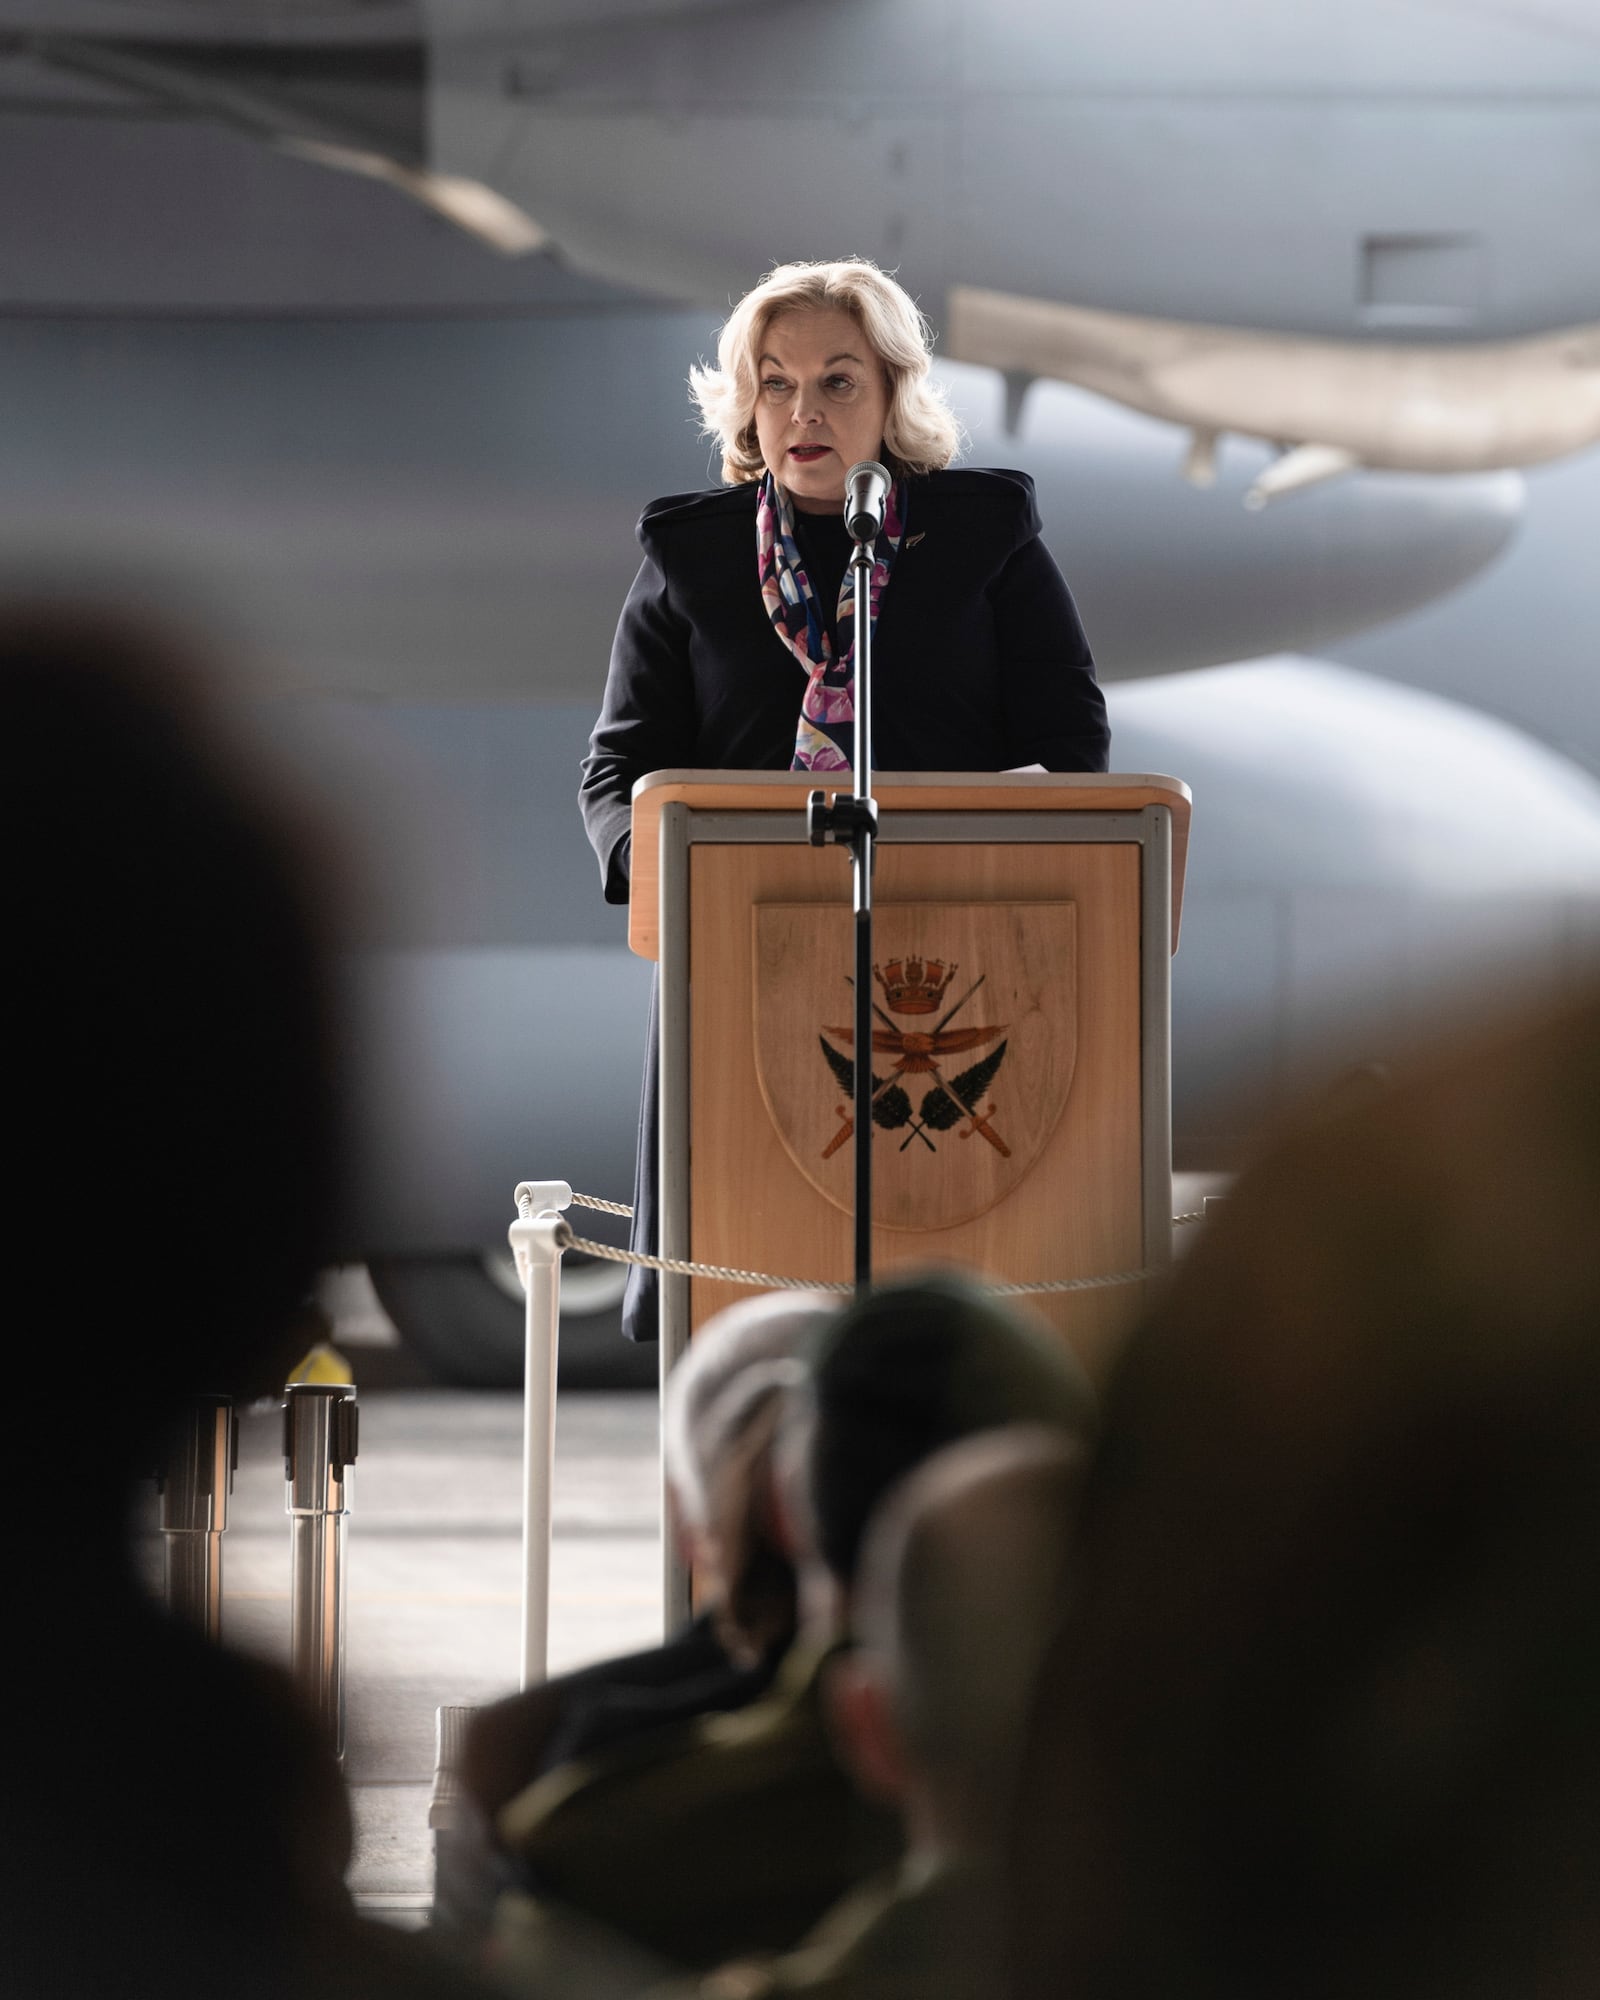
[[633, 770, 1189, 1387]]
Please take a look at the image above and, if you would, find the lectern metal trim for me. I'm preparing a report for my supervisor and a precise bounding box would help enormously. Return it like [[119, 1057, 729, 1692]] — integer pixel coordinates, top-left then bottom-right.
[[683, 809, 1149, 848], [1138, 805, 1174, 1272]]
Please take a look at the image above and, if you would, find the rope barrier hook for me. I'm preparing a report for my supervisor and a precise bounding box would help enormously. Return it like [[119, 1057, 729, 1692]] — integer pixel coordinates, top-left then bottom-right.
[[514, 1179, 572, 1223]]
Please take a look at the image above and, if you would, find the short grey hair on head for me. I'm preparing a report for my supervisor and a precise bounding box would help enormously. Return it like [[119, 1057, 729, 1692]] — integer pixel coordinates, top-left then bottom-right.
[[662, 1290, 837, 1534], [690, 257, 964, 486], [853, 1426, 1083, 1838]]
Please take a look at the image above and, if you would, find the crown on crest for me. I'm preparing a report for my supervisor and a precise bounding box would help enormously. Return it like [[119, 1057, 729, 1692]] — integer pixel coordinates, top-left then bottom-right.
[[873, 955, 956, 1016]]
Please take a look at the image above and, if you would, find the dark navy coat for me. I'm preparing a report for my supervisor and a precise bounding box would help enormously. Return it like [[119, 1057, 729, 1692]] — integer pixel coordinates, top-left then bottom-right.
[[579, 468, 1110, 903]]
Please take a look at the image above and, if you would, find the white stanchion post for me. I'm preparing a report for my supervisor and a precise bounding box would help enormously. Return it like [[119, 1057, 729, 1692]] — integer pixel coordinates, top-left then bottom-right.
[[509, 1180, 571, 1690]]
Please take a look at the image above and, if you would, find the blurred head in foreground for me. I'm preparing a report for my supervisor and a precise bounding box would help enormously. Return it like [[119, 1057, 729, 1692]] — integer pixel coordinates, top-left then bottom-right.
[[833, 1427, 1082, 1864], [0, 613, 486, 1999], [3, 605, 339, 1524], [793, 1271, 1095, 1631], [1009, 989, 1600, 2000], [664, 1289, 836, 1662]]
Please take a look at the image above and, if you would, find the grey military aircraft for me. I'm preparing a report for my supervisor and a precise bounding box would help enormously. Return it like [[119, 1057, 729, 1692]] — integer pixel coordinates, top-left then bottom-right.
[[3, 0, 1599, 1381], [16, 0, 1600, 492], [424, 0, 1600, 497]]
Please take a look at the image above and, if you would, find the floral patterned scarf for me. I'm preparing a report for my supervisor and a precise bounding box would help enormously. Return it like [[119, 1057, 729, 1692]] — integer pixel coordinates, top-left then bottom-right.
[[755, 470, 907, 772]]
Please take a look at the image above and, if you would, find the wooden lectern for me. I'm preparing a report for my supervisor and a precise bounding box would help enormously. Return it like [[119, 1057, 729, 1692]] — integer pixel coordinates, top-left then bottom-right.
[[630, 769, 1191, 1391]]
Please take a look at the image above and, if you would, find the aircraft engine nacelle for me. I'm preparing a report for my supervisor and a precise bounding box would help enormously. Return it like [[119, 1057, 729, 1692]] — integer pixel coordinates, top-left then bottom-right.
[[948, 288, 1600, 506]]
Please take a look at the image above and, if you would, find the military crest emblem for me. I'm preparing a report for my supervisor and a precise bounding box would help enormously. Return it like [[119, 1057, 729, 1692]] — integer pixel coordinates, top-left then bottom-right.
[[818, 955, 1013, 1159], [753, 901, 1078, 1232]]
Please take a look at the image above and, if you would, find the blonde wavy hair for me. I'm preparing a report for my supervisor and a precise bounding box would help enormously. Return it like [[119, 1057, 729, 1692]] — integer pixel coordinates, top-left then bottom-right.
[[690, 258, 963, 486]]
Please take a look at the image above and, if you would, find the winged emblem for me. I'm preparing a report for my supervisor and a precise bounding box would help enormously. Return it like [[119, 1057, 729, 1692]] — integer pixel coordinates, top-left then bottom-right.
[[818, 956, 1011, 1157]]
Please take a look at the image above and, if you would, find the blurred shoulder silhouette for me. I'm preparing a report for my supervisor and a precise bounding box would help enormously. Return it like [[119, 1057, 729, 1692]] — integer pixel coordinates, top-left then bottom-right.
[[1009, 986, 1600, 2000]]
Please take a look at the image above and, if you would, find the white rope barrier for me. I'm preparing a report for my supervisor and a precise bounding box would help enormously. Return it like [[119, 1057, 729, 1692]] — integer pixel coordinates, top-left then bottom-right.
[[568, 1192, 635, 1218], [552, 1221, 1188, 1296], [525, 1189, 1219, 1299], [558, 1226, 852, 1293], [567, 1189, 1208, 1228]]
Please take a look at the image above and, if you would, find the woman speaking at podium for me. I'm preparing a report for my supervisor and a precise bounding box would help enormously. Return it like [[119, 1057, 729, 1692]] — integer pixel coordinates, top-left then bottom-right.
[[580, 257, 1110, 1341]]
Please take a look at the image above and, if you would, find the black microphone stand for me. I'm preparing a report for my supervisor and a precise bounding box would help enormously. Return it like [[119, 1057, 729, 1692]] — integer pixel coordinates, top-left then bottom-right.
[[806, 506, 880, 1293]]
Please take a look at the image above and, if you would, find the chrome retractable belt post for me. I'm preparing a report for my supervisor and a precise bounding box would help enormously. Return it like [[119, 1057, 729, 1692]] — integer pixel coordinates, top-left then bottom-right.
[[158, 1393, 236, 1639], [284, 1381, 358, 1759]]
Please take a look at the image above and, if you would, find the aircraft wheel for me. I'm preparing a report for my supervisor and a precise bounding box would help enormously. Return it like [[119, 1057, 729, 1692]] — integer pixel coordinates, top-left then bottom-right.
[[368, 1251, 658, 1391]]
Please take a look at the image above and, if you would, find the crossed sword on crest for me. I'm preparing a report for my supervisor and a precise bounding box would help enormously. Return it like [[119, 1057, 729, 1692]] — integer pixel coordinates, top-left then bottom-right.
[[821, 973, 1011, 1159]]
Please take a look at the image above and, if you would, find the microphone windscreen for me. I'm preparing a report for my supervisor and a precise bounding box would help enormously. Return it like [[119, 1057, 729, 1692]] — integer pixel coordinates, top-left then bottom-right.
[[843, 460, 891, 542]]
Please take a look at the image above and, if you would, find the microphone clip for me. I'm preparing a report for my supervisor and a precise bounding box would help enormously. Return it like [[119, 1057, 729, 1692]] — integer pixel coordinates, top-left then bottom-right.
[[806, 790, 878, 849]]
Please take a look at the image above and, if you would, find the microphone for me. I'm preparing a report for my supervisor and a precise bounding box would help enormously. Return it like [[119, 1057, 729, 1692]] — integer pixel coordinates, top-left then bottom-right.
[[842, 460, 891, 543]]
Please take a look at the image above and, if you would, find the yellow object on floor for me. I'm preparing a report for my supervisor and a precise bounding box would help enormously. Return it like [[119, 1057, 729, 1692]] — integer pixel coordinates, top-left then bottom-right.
[[287, 1340, 355, 1386]]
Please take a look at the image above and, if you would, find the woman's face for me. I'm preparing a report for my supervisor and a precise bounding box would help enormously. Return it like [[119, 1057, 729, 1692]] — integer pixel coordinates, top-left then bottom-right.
[[752, 308, 891, 514]]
